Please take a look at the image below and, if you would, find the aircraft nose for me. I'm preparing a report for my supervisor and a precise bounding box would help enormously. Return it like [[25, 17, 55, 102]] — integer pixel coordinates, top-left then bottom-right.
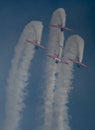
[[60, 28, 64, 32]]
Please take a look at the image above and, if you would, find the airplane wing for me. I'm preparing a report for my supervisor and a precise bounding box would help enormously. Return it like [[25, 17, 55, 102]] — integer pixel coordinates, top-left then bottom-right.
[[51, 24, 62, 28], [51, 24, 73, 32], [57, 57, 69, 64], [78, 62, 89, 68], [61, 59, 69, 64], [47, 54, 56, 59], [26, 40, 47, 50], [38, 44, 47, 50], [26, 40, 39, 45], [47, 54, 69, 64], [68, 58, 88, 68], [63, 27, 73, 31]]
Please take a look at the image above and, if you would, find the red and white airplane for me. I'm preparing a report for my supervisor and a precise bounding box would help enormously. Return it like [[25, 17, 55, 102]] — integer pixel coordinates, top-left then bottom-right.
[[51, 24, 73, 32], [26, 40, 47, 50], [68, 58, 88, 68], [47, 53, 69, 64]]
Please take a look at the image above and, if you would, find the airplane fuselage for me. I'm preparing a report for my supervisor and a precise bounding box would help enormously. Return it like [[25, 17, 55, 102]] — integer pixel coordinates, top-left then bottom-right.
[[60, 28, 64, 32], [55, 57, 61, 63]]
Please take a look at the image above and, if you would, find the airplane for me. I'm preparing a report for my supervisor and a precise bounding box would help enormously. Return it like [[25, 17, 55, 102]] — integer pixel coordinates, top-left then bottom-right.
[[26, 40, 47, 50], [68, 58, 88, 68], [51, 24, 73, 32], [47, 53, 69, 64]]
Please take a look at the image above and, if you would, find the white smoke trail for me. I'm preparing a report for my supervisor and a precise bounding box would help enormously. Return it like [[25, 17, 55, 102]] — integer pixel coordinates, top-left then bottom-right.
[[53, 35, 84, 130], [44, 61, 57, 130], [43, 8, 66, 130], [43, 26, 59, 130], [51, 8, 66, 27], [2, 21, 43, 130]]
